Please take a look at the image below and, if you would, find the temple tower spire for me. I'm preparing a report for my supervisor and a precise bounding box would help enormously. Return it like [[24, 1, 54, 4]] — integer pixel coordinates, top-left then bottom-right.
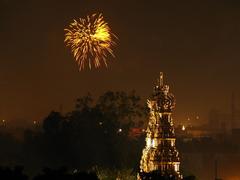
[[138, 72, 182, 179], [159, 72, 164, 87]]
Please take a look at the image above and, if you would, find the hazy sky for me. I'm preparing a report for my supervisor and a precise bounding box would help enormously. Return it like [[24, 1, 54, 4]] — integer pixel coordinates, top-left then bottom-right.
[[0, 0, 240, 125]]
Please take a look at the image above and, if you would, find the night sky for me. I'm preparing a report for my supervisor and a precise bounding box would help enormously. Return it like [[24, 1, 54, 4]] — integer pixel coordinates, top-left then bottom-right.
[[1, 0, 240, 125]]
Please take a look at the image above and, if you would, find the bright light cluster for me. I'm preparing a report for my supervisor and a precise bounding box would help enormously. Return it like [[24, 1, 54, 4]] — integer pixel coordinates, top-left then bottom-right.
[[64, 13, 117, 70]]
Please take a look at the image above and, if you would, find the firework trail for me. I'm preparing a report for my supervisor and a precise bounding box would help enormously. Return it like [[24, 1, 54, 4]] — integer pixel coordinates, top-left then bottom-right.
[[64, 13, 117, 70]]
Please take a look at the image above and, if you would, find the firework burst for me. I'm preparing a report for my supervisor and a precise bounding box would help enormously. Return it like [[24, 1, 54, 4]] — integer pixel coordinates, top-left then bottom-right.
[[64, 13, 117, 70]]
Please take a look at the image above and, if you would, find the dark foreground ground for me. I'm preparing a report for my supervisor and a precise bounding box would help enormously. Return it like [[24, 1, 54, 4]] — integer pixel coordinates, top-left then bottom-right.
[[0, 166, 197, 180]]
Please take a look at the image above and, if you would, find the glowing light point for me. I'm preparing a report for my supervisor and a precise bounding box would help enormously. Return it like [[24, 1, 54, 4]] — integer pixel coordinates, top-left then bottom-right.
[[182, 125, 185, 131]]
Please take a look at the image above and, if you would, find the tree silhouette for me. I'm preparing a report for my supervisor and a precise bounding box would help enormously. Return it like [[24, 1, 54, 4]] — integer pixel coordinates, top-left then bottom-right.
[[20, 91, 146, 174]]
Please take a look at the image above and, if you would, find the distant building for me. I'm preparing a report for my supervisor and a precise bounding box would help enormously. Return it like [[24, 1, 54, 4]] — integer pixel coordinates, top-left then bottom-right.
[[208, 109, 229, 132], [176, 125, 211, 138], [208, 109, 240, 133]]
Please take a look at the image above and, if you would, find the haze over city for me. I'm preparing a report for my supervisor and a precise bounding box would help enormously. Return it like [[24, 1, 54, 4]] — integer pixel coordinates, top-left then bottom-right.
[[1, 0, 240, 126]]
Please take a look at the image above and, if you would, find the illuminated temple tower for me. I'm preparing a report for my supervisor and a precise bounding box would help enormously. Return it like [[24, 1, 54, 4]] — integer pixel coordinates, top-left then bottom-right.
[[138, 73, 182, 179]]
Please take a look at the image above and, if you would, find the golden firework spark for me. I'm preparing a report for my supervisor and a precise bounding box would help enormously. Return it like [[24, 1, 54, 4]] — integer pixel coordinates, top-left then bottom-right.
[[64, 13, 117, 70]]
